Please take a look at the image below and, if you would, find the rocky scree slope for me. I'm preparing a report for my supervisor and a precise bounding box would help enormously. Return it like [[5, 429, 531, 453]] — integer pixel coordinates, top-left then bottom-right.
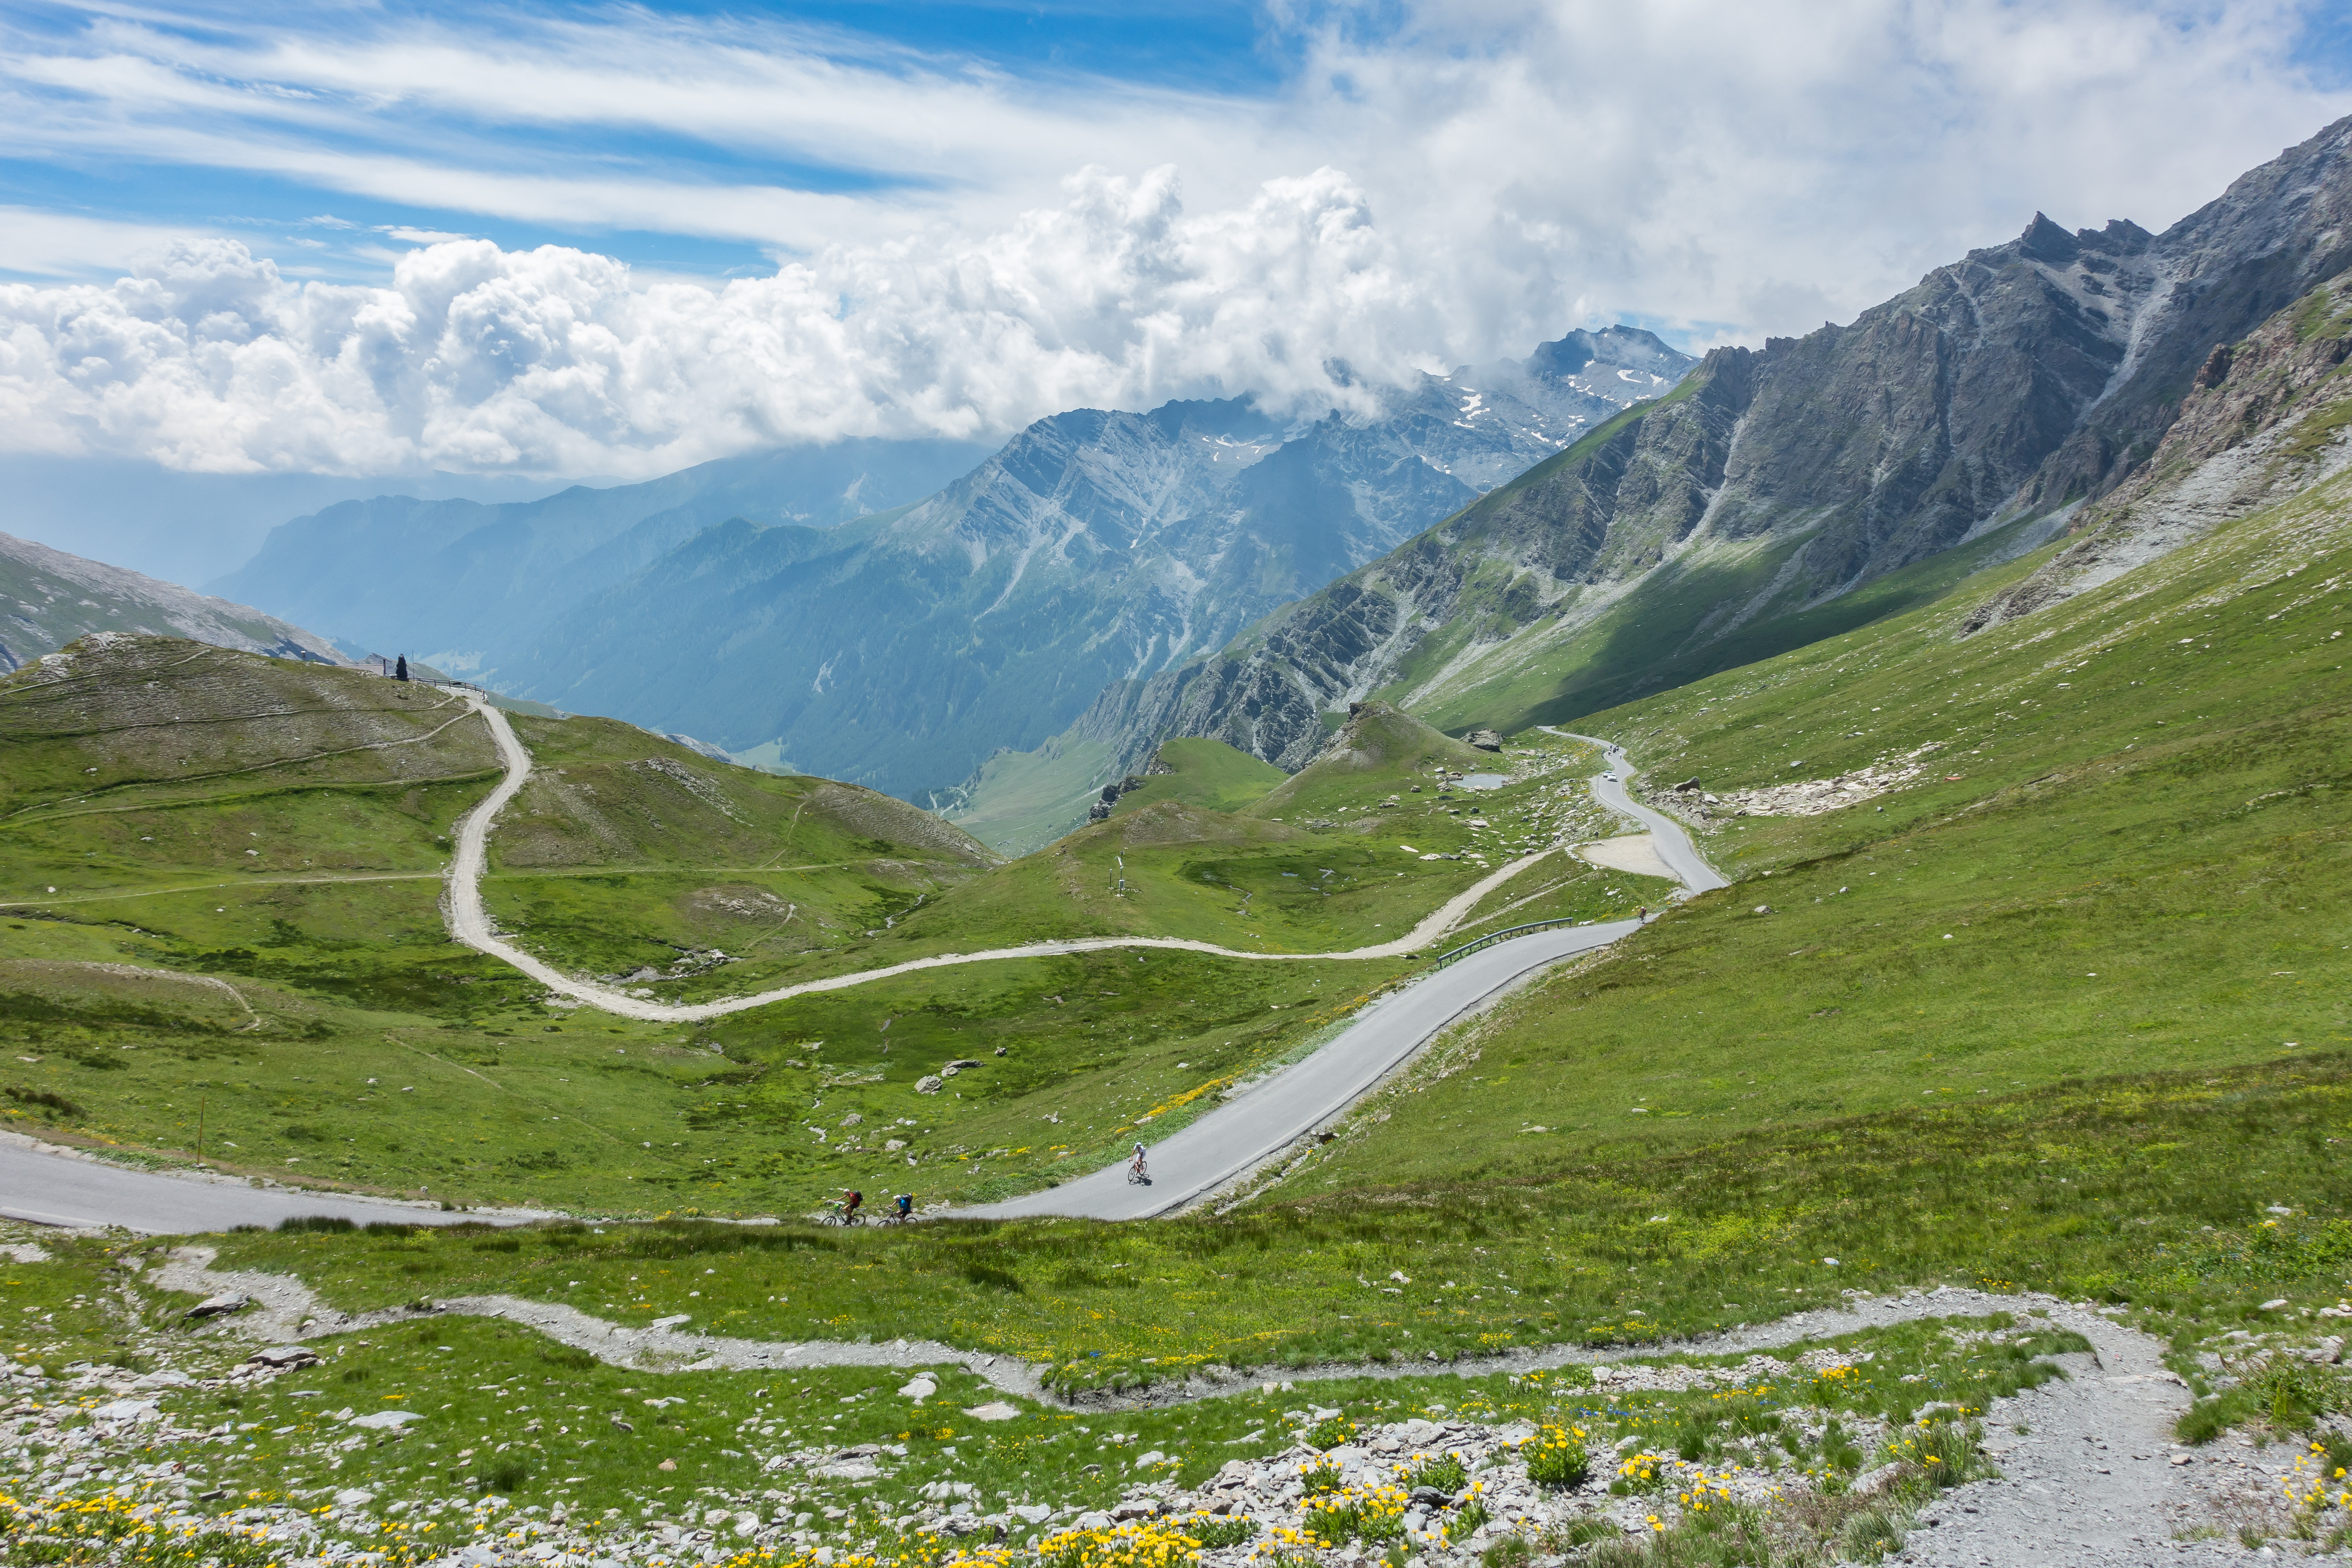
[[1056, 113, 2352, 777], [495, 330, 1690, 803], [1968, 263, 2352, 632], [0, 533, 341, 672]]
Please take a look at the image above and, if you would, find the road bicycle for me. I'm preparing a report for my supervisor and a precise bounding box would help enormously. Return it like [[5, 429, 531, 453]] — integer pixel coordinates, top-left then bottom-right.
[[1127, 1157, 1150, 1185]]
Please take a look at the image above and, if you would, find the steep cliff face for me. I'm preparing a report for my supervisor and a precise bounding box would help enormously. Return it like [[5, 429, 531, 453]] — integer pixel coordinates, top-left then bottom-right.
[[2024, 115, 2352, 510], [1041, 115, 2352, 791]]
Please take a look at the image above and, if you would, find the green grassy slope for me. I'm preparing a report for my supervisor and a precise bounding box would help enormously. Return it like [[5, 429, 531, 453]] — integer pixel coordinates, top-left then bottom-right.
[[1285, 426, 2350, 1197], [1107, 738, 1285, 817], [472, 711, 994, 992], [1399, 511, 2064, 738], [0, 643, 1649, 1216], [176, 437, 2352, 1395]]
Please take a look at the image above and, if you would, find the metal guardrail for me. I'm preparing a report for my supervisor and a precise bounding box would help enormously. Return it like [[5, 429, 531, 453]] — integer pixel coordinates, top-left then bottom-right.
[[1430, 916, 1585, 969]]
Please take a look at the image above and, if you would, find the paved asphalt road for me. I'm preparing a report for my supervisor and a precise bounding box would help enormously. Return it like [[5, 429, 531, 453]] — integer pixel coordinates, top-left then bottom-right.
[[0, 1135, 523, 1234], [967, 916, 1645, 1221], [1549, 729, 1730, 894], [968, 733, 1731, 1221]]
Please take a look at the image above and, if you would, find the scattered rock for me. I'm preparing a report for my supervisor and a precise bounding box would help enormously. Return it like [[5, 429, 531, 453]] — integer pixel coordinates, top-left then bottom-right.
[[916, 1075, 944, 1094], [91, 1398, 159, 1422], [345, 1409, 423, 1430], [965, 1401, 1022, 1422], [247, 1345, 320, 1369], [184, 1292, 251, 1320], [1703, 746, 1944, 818], [1464, 729, 1504, 752]]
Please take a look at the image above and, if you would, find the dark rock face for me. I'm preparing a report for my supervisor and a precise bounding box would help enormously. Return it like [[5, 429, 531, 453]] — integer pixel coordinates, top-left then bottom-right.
[[1060, 114, 2352, 780]]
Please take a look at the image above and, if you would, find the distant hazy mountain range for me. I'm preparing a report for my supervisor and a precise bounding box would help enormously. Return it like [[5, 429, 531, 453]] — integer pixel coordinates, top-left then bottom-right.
[[950, 113, 2352, 848], [216, 328, 1692, 800], [209, 439, 995, 681], [0, 530, 341, 671]]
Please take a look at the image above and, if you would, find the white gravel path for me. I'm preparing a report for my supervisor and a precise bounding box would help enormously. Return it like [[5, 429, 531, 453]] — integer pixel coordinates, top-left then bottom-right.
[[446, 696, 1577, 1025], [156, 1247, 2294, 1552]]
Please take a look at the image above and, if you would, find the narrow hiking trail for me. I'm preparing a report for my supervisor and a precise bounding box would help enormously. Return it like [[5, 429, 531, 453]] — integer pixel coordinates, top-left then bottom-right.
[[445, 698, 1715, 1024], [150, 1246, 2263, 1559]]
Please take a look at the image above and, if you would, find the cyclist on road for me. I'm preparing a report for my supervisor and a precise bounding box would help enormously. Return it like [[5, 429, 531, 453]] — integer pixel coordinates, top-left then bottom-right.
[[1130, 1142, 1149, 1181]]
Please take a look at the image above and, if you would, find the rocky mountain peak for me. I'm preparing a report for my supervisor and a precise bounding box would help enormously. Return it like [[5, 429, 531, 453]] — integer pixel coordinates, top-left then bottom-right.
[[1005, 112, 2352, 827]]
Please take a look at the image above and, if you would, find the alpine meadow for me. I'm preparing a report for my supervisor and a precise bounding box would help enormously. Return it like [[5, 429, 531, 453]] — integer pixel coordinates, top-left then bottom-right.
[[6, 23, 2352, 1568]]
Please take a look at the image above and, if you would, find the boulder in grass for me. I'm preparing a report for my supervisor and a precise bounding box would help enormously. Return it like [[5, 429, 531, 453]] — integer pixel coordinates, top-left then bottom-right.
[[346, 1409, 423, 1430], [1465, 729, 1504, 752], [184, 1293, 251, 1320], [249, 1345, 320, 1369]]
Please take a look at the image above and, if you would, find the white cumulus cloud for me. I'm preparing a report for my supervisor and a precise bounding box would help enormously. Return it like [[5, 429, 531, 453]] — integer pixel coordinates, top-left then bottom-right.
[[0, 167, 1436, 476]]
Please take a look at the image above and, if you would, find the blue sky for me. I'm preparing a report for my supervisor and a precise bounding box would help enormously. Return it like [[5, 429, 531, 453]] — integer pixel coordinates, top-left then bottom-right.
[[1, 0, 1326, 282], [3, 0, 2351, 487]]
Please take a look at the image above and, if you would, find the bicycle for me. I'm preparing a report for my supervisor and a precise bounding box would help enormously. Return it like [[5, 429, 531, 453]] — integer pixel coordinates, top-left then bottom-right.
[[1127, 1157, 1150, 1185], [822, 1204, 864, 1227]]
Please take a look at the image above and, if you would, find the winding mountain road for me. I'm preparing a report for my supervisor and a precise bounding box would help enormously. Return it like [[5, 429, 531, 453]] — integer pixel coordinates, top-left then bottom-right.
[[5, 709, 1727, 1231], [965, 914, 1642, 1220], [1546, 728, 1729, 893], [968, 732, 1731, 1220]]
